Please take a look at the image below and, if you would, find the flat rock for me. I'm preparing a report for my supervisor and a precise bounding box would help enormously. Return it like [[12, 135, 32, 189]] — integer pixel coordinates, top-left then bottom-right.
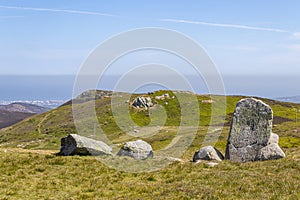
[[59, 134, 112, 156], [206, 162, 219, 167], [193, 146, 224, 162], [117, 139, 153, 160]]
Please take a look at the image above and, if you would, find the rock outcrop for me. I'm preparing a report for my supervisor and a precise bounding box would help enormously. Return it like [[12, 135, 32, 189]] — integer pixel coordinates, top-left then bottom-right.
[[117, 139, 153, 160], [132, 96, 153, 109], [59, 134, 112, 156], [193, 146, 224, 162], [225, 98, 285, 162]]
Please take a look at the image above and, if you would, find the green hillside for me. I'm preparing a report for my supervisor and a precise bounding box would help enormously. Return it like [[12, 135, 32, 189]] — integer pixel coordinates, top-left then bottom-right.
[[0, 90, 299, 199], [0, 90, 299, 153]]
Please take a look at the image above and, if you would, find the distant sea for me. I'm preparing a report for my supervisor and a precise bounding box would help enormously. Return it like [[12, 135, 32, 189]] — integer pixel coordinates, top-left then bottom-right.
[[0, 75, 299, 101]]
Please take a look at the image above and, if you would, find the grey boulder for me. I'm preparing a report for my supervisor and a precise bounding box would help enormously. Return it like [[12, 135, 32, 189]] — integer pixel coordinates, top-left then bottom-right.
[[132, 96, 153, 109], [193, 146, 224, 162], [256, 143, 286, 161], [59, 134, 112, 156], [225, 98, 285, 162], [117, 139, 153, 160]]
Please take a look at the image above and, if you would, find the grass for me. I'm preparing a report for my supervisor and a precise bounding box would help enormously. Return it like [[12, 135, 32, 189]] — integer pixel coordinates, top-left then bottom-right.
[[0, 147, 299, 199], [0, 90, 300, 199]]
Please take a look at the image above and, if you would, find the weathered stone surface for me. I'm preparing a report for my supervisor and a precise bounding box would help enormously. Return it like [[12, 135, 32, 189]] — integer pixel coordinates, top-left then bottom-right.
[[117, 140, 153, 160], [225, 98, 285, 162], [132, 96, 153, 109], [59, 134, 112, 156], [256, 143, 286, 161], [193, 146, 224, 162], [268, 133, 279, 145]]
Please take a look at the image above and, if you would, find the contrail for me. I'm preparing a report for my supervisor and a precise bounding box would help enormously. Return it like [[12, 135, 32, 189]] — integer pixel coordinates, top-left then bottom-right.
[[161, 19, 288, 33], [0, 15, 24, 19], [0, 5, 118, 17]]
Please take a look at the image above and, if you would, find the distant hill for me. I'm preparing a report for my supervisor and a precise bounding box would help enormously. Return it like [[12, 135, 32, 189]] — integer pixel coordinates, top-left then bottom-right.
[[0, 102, 50, 114], [0, 103, 50, 129], [0, 100, 65, 109], [0, 110, 34, 129], [275, 96, 300, 103]]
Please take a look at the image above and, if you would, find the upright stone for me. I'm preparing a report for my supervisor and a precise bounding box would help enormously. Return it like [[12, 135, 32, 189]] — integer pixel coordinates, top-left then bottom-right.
[[225, 98, 285, 162]]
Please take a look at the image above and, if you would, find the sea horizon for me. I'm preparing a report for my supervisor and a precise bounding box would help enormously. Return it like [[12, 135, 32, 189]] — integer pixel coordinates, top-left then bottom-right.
[[0, 74, 299, 101]]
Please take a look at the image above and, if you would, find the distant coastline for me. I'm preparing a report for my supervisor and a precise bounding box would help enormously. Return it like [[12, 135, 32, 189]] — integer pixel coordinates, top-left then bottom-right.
[[0, 74, 299, 101]]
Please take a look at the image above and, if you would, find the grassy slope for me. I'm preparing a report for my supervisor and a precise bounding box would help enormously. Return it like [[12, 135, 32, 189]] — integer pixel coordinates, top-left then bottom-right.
[[0, 148, 299, 199], [0, 90, 300, 199]]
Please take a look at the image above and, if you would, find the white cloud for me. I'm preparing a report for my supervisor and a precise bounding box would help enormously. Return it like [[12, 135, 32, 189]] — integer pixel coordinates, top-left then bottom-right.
[[160, 19, 288, 33], [0, 5, 118, 17], [292, 32, 300, 40]]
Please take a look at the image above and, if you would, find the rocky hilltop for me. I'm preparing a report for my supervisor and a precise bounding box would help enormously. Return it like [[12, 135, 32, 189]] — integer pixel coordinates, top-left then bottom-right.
[[0, 103, 50, 129], [0, 102, 50, 114]]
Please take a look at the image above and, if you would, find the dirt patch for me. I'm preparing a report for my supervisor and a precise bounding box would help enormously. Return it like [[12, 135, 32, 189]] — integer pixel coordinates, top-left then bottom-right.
[[273, 116, 293, 124]]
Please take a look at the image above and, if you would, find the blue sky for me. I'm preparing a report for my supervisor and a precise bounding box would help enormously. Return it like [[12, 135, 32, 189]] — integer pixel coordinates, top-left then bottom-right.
[[1, 0, 300, 76]]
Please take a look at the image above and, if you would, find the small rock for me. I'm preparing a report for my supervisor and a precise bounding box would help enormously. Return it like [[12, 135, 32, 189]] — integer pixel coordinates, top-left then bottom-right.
[[206, 162, 219, 167], [155, 94, 170, 100], [117, 139, 153, 160], [164, 93, 170, 98], [193, 146, 224, 162], [256, 143, 286, 161], [268, 133, 279, 145]]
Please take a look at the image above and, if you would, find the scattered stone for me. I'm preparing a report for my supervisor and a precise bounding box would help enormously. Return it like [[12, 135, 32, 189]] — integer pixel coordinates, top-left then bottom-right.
[[59, 134, 112, 156], [117, 139, 153, 160], [225, 98, 285, 162], [132, 96, 153, 109], [155, 93, 170, 100], [201, 99, 215, 104], [206, 162, 219, 167], [193, 146, 224, 162], [256, 143, 286, 161]]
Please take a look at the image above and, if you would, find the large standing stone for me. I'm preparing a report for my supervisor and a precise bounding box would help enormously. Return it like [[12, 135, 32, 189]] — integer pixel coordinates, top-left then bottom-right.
[[193, 146, 224, 162], [117, 139, 153, 160], [225, 98, 285, 162], [59, 134, 112, 156]]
